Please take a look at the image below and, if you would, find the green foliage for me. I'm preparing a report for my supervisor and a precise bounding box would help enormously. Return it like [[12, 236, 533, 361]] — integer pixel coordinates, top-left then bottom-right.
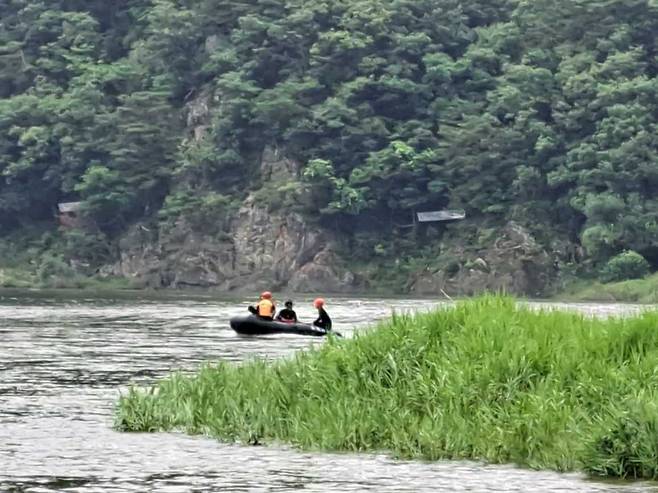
[[75, 165, 134, 227], [252, 180, 311, 213], [116, 297, 658, 478], [562, 273, 658, 304], [600, 251, 650, 283], [2, 0, 658, 274], [61, 230, 113, 266], [159, 190, 237, 232], [0, 225, 122, 288], [586, 400, 658, 479], [37, 253, 76, 283]]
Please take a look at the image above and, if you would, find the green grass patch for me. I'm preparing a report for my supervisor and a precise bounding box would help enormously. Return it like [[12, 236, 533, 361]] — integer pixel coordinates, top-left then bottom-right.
[[0, 267, 37, 288], [116, 296, 658, 478], [0, 265, 138, 290], [0, 224, 140, 290], [560, 273, 658, 304]]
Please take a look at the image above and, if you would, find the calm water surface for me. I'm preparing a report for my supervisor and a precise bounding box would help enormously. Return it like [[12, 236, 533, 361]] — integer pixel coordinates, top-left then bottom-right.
[[1, 291, 656, 492]]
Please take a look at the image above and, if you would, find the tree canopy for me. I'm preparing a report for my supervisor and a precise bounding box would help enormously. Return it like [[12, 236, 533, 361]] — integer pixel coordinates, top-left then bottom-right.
[[1, 0, 657, 271]]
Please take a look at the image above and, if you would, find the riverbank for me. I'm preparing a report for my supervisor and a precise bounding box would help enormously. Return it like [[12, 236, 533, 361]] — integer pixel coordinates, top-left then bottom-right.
[[5, 260, 658, 304], [559, 273, 658, 304], [0, 266, 137, 291], [115, 296, 658, 479], [3, 221, 655, 300]]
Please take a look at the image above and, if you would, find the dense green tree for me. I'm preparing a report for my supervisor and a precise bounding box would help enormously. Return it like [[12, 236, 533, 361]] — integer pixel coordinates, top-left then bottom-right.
[[1, 0, 658, 273]]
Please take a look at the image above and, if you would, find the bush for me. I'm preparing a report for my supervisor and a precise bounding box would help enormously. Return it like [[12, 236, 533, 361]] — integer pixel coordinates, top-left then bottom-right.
[[159, 191, 238, 232], [62, 230, 113, 266], [37, 254, 76, 283], [600, 251, 650, 283]]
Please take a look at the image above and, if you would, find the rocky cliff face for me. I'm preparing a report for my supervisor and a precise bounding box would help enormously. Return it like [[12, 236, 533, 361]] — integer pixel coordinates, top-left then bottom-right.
[[102, 133, 556, 296], [108, 202, 359, 292], [102, 84, 555, 296], [108, 215, 556, 296], [106, 147, 359, 293], [408, 222, 557, 297]]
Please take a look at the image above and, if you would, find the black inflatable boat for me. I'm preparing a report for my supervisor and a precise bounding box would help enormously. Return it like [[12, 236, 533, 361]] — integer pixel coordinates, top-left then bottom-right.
[[230, 315, 340, 337]]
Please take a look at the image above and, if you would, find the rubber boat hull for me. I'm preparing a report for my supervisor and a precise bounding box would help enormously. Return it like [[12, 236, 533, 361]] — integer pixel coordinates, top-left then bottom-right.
[[230, 315, 337, 337]]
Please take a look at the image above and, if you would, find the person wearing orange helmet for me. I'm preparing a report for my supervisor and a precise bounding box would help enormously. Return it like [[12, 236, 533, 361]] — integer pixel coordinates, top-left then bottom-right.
[[250, 291, 276, 320], [312, 297, 332, 331]]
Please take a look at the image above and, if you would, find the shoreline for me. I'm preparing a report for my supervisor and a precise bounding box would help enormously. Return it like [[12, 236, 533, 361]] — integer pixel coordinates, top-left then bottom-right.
[[555, 273, 658, 304], [115, 297, 658, 480], [1, 269, 656, 304]]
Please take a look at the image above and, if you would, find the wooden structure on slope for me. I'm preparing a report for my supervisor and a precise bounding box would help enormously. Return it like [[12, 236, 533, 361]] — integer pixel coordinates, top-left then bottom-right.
[[57, 202, 84, 229], [416, 210, 466, 223]]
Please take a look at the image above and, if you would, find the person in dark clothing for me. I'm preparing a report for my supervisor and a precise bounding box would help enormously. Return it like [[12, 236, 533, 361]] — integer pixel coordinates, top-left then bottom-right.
[[312, 298, 332, 331], [276, 300, 298, 323]]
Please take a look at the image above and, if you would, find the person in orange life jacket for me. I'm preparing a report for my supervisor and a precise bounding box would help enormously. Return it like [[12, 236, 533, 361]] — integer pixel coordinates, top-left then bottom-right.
[[249, 291, 276, 320], [276, 300, 298, 323], [312, 298, 332, 331]]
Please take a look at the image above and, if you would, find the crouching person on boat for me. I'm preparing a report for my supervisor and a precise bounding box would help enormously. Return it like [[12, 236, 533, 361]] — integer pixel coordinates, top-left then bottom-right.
[[276, 300, 298, 323], [249, 291, 276, 320], [313, 298, 332, 331]]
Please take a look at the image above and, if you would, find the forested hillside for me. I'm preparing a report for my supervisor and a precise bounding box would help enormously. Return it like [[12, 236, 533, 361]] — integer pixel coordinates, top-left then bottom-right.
[[1, 0, 657, 292]]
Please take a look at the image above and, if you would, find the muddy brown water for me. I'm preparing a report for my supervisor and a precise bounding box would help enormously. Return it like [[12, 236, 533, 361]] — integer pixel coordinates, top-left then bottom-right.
[[1, 291, 656, 492]]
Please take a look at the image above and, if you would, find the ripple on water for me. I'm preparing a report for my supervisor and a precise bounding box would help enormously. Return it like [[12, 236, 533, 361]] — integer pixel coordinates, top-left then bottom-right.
[[0, 294, 656, 492]]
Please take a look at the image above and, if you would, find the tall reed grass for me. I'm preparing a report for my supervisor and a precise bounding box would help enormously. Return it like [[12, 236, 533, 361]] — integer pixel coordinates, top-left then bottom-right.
[[115, 296, 658, 478]]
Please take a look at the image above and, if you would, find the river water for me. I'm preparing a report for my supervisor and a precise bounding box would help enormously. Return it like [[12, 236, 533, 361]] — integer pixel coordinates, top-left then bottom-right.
[[1, 290, 656, 492]]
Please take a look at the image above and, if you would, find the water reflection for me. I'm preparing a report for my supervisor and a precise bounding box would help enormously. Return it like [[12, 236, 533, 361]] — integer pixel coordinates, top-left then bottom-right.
[[0, 293, 655, 492]]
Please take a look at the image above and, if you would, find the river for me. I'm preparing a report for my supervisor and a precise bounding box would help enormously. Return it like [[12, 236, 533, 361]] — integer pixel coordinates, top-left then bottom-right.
[[1, 290, 656, 492]]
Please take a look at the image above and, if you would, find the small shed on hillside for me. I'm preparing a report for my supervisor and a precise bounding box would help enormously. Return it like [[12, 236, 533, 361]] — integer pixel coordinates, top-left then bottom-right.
[[416, 209, 466, 223], [57, 202, 84, 229]]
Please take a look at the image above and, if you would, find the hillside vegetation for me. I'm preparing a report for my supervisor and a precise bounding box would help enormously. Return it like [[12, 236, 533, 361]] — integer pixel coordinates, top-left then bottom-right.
[[1, 0, 658, 287]]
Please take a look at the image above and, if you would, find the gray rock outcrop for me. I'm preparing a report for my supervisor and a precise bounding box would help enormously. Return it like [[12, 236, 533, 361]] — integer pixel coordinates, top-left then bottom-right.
[[106, 191, 357, 293], [409, 222, 556, 297]]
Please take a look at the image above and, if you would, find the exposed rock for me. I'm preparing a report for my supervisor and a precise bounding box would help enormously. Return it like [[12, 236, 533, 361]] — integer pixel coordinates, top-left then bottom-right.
[[471, 257, 490, 273], [106, 192, 357, 293], [410, 222, 555, 297], [185, 88, 212, 142], [103, 223, 163, 287], [289, 247, 358, 293], [103, 124, 552, 297], [107, 213, 552, 296], [205, 35, 221, 52], [228, 194, 326, 289], [260, 146, 300, 181]]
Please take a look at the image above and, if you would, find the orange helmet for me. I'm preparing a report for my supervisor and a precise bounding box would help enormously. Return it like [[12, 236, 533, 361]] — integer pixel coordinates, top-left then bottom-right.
[[313, 298, 325, 308], [261, 291, 273, 300]]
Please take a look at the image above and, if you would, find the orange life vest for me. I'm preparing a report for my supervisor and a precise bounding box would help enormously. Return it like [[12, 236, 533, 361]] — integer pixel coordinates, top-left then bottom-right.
[[257, 299, 275, 317]]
